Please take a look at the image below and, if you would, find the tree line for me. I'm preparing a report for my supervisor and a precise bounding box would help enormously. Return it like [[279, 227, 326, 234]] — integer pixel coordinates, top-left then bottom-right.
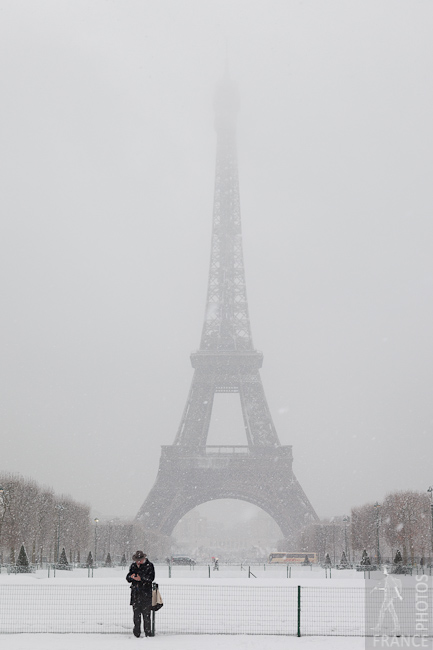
[[0, 472, 171, 566], [0, 472, 90, 564], [351, 490, 431, 565], [297, 490, 432, 565]]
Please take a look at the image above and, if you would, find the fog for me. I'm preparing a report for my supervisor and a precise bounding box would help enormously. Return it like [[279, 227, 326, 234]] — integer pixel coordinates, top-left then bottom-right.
[[1, 1, 432, 522]]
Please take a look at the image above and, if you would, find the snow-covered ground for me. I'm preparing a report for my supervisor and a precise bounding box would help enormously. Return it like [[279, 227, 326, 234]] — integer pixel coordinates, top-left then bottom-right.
[[0, 566, 423, 648], [0, 568, 368, 636], [2, 633, 365, 650]]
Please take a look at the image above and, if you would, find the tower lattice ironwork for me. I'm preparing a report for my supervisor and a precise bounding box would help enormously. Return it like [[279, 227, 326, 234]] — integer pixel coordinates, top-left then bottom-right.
[[136, 75, 318, 543]]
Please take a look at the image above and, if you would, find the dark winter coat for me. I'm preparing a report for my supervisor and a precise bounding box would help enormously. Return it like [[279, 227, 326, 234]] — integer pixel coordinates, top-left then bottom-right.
[[126, 560, 155, 606]]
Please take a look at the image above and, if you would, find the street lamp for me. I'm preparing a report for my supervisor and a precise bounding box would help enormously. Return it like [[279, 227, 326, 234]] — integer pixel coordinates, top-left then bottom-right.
[[427, 487, 433, 566], [55, 504, 65, 564], [374, 502, 381, 566], [94, 518, 99, 565], [331, 518, 336, 565], [342, 515, 349, 562], [108, 520, 113, 555]]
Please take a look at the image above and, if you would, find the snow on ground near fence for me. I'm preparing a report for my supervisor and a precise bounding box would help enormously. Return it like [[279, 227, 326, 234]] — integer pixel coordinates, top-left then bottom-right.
[[0, 569, 367, 636], [2, 635, 365, 650], [0, 579, 366, 635], [1, 566, 423, 640]]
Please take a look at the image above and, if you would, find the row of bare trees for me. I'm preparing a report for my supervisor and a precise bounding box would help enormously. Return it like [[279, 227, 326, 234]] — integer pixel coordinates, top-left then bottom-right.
[[0, 472, 90, 564], [0, 472, 172, 566], [298, 490, 433, 565], [351, 490, 432, 565]]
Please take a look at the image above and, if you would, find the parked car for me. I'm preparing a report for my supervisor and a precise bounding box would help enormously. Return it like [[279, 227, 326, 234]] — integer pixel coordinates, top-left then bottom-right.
[[171, 555, 196, 566]]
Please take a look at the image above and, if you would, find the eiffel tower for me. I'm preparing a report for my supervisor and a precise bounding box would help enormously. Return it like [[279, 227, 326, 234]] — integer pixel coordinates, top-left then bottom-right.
[[137, 73, 318, 544]]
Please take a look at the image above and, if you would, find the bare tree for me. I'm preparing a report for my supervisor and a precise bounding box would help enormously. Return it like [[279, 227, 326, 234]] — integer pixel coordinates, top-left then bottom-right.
[[0, 472, 91, 565], [382, 491, 430, 564], [351, 503, 377, 561], [296, 519, 345, 564]]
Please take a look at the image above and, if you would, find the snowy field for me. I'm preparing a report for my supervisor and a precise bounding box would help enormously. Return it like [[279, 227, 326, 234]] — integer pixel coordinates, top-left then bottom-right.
[[2, 633, 365, 650], [0, 567, 368, 636], [0, 566, 427, 648]]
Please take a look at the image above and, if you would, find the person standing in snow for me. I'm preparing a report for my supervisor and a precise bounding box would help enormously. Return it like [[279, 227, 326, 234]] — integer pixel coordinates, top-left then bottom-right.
[[126, 550, 155, 637]]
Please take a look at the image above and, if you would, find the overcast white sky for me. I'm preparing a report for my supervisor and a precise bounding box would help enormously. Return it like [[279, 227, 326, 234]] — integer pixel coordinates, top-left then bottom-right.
[[1, 1, 432, 526]]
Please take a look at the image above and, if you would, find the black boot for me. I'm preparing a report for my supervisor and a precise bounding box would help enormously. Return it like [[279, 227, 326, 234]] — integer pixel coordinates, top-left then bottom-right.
[[133, 628, 141, 638]]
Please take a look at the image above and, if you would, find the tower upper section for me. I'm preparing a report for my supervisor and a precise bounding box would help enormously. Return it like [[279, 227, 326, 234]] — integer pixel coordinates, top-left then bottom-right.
[[199, 75, 253, 352], [214, 76, 239, 132]]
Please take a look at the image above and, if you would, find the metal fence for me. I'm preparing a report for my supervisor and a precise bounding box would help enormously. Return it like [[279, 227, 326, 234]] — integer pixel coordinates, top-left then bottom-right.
[[3, 562, 431, 579], [0, 584, 429, 636]]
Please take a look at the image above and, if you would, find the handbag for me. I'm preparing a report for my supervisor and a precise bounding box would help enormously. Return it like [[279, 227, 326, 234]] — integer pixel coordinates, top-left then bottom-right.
[[151, 584, 163, 611]]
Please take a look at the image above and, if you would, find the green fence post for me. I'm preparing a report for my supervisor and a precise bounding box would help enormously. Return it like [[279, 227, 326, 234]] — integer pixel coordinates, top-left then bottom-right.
[[151, 583, 156, 636], [297, 585, 301, 637]]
